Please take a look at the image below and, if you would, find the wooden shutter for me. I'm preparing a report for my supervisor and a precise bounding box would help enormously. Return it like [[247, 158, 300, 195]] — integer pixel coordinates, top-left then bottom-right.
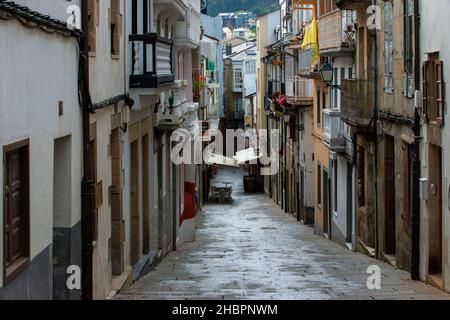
[[436, 60, 444, 126], [422, 61, 429, 120], [402, 144, 412, 235], [87, 0, 97, 53]]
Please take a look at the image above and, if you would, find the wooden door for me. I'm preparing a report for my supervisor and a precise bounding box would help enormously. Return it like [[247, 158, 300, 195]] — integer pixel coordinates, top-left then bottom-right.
[[4, 142, 29, 283], [384, 136, 396, 255], [428, 144, 442, 275], [130, 140, 140, 265], [142, 135, 150, 255], [323, 169, 330, 236]]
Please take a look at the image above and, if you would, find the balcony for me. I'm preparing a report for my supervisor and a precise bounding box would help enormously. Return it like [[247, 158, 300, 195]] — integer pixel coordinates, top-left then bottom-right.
[[129, 33, 174, 90], [286, 76, 314, 107], [340, 79, 373, 128], [173, 3, 201, 48], [298, 46, 320, 78], [323, 109, 346, 152], [318, 10, 356, 56], [154, 80, 188, 129], [206, 70, 220, 88], [334, 0, 372, 10], [292, 0, 318, 10]]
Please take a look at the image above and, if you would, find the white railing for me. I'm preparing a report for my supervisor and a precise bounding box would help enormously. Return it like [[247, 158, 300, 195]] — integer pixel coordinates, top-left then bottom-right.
[[286, 76, 313, 100], [174, 4, 201, 45]]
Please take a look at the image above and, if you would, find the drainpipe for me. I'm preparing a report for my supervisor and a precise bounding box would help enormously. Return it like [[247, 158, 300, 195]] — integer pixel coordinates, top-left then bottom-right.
[[80, 0, 94, 300], [411, 0, 421, 281], [371, 0, 379, 260]]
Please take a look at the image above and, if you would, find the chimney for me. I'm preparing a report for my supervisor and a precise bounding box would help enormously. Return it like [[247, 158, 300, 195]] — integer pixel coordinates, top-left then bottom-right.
[[226, 44, 232, 55]]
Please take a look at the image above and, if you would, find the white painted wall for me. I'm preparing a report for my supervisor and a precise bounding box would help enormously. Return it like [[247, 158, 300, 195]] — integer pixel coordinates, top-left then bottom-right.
[[0, 0, 82, 287]]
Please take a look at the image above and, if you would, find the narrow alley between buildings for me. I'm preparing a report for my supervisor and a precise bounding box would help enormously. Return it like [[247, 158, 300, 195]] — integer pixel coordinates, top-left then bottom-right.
[[117, 168, 449, 300]]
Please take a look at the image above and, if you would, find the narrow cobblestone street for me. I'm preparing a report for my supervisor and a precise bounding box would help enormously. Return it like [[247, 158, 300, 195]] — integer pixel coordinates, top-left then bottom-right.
[[117, 169, 450, 300]]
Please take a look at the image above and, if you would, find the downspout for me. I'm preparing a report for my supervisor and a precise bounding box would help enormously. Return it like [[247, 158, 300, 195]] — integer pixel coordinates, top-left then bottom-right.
[[411, 0, 421, 280], [80, 0, 94, 300], [371, 0, 379, 260]]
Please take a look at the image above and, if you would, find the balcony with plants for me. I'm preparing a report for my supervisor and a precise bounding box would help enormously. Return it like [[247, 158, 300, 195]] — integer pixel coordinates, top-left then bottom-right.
[[318, 9, 356, 56], [154, 80, 189, 129]]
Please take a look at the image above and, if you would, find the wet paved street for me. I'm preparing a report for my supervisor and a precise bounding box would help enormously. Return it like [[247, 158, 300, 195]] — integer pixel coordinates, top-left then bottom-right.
[[117, 169, 450, 300]]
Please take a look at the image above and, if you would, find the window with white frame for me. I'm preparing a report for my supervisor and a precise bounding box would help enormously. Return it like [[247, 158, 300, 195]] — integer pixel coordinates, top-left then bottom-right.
[[233, 67, 243, 90], [245, 60, 256, 74]]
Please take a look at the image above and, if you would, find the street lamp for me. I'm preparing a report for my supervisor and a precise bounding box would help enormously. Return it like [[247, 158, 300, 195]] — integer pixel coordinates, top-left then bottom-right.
[[283, 112, 291, 124], [265, 108, 272, 117], [320, 63, 341, 90]]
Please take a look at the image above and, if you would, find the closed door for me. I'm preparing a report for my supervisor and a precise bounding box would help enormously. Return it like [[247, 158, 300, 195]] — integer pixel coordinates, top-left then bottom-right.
[[142, 135, 150, 255], [4, 142, 29, 283], [384, 136, 396, 255], [428, 144, 442, 275], [130, 140, 140, 265], [323, 170, 330, 236]]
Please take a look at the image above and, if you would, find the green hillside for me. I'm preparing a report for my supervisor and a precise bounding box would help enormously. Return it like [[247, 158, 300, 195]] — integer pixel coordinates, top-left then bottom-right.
[[206, 0, 279, 17]]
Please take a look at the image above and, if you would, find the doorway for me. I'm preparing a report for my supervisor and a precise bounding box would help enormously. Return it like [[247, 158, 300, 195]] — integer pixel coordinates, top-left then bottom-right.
[[323, 169, 330, 237], [384, 135, 396, 255], [428, 144, 442, 285], [142, 134, 150, 255], [157, 144, 164, 253], [130, 139, 140, 265], [53, 136, 71, 299], [110, 128, 124, 276], [346, 162, 353, 244]]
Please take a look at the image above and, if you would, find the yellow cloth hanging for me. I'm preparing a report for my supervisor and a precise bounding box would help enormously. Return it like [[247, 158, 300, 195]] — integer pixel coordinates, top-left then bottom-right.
[[301, 17, 320, 68]]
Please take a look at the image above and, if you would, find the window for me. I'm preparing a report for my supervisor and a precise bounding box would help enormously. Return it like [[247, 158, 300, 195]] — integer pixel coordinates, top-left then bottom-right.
[[317, 89, 321, 128], [348, 67, 353, 79], [87, 0, 99, 53], [110, 0, 122, 57], [3, 140, 30, 284], [384, 1, 394, 93], [357, 145, 366, 208], [317, 162, 322, 208], [233, 68, 243, 90], [245, 60, 256, 74], [403, 0, 414, 98], [423, 56, 445, 125]]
